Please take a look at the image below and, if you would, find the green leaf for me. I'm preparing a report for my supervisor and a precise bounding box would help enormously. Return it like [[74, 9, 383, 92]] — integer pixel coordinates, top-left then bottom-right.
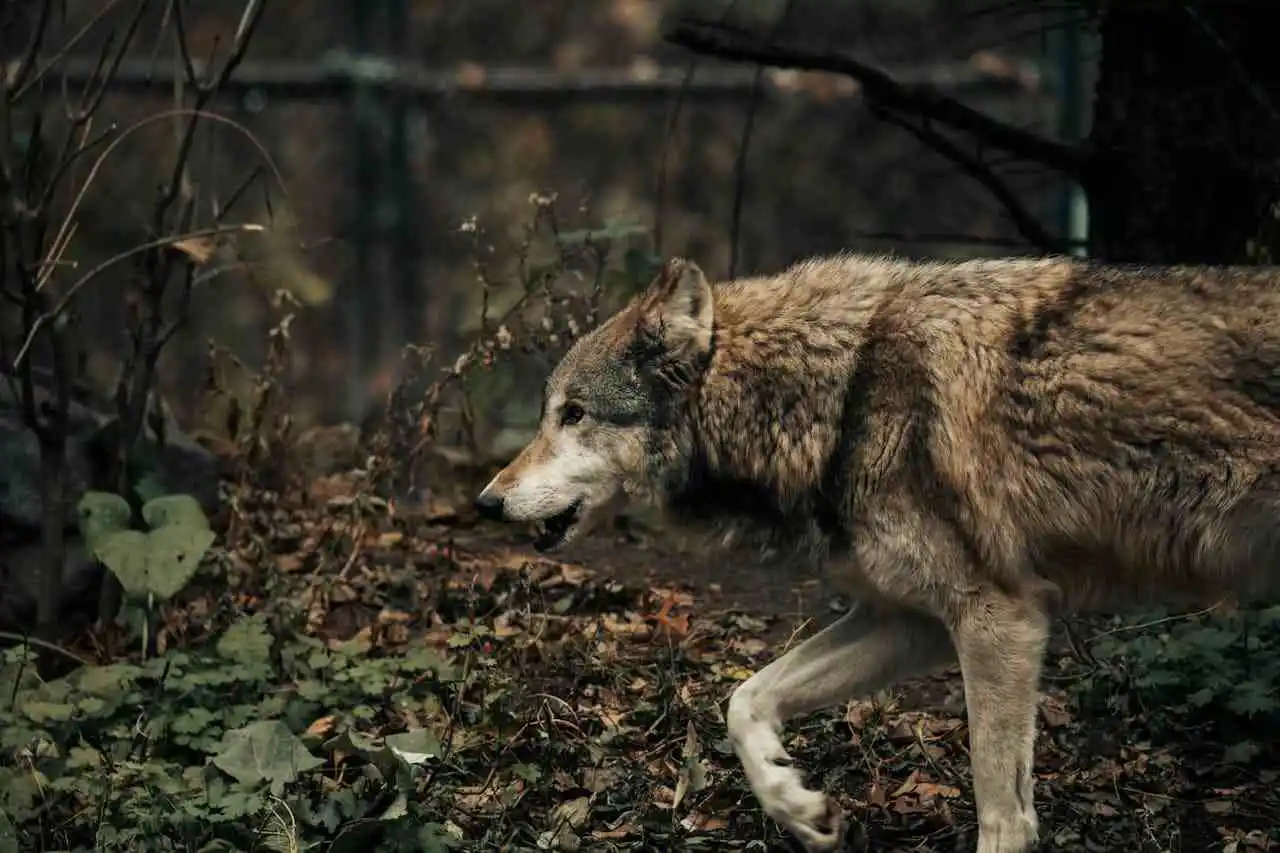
[[66, 745, 103, 770], [556, 219, 648, 246], [92, 530, 152, 597], [77, 663, 143, 697], [172, 707, 219, 735], [211, 787, 267, 820], [19, 700, 75, 724], [93, 525, 216, 601], [216, 615, 274, 665], [142, 494, 210, 530], [211, 720, 324, 791], [144, 525, 216, 599], [1223, 740, 1262, 764], [384, 728, 442, 764], [0, 658, 41, 702], [1227, 679, 1277, 717], [77, 491, 133, 551], [134, 472, 168, 505]]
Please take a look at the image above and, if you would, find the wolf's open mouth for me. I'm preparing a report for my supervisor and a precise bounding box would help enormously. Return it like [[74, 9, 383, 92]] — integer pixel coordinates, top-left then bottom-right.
[[532, 499, 583, 552]]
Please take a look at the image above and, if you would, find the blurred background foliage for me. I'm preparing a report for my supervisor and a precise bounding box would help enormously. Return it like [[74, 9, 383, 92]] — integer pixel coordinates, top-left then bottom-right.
[[6, 0, 1080, 454]]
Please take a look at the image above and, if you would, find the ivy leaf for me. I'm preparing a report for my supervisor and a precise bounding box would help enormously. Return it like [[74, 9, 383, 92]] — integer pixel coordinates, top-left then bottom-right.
[[211, 720, 323, 793]]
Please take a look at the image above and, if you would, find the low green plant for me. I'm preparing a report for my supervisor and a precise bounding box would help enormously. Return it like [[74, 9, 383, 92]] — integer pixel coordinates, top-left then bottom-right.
[[0, 618, 465, 852], [1069, 604, 1280, 743], [77, 491, 218, 654]]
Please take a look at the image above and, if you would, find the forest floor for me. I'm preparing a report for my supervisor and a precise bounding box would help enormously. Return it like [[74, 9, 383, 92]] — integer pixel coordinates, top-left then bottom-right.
[[223, 468, 1280, 852], [9, 464, 1279, 853]]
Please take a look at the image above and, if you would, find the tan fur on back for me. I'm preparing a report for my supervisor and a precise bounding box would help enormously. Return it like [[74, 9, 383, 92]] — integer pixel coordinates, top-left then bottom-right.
[[681, 255, 1280, 615]]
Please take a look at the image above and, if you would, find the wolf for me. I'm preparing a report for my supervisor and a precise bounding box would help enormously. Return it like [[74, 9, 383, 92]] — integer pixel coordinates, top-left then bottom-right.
[[472, 253, 1280, 853]]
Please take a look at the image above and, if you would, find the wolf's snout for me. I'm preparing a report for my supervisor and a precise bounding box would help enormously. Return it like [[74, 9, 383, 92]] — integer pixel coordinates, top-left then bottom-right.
[[473, 488, 506, 521]]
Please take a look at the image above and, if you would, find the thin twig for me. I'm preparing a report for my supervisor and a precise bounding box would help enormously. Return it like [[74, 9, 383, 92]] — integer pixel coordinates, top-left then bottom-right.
[[728, 0, 793, 280], [36, 107, 291, 293], [729, 64, 763, 280], [0, 631, 90, 666], [652, 58, 697, 257], [1086, 601, 1229, 643], [6, 0, 55, 96], [10, 0, 127, 102]]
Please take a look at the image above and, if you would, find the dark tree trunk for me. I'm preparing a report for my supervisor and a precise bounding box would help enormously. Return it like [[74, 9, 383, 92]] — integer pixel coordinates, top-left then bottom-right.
[[1085, 1, 1280, 264]]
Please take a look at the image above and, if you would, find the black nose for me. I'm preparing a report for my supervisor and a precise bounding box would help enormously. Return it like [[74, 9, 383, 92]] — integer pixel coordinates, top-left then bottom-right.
[[473, 491, 506, 521]]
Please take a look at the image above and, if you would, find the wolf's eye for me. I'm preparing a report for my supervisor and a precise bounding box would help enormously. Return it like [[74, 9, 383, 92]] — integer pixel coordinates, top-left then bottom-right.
[[560, 402, 586, 426]]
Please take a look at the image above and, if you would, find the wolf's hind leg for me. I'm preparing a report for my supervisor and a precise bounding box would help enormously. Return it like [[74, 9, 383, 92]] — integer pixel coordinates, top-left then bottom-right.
[[726, 602, 954, 852]]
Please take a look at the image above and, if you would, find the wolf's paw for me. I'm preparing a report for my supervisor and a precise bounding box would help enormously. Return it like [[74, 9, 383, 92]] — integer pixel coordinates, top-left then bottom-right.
[[764, 785, 847, 852], [976, 811, 1039, 853]]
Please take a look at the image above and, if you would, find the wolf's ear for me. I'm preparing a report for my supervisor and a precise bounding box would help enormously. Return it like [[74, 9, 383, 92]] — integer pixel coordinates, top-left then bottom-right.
[[636, 258, 714, 362]]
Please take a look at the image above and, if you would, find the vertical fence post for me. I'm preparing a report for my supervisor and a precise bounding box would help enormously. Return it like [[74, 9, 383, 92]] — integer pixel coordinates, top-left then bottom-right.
[[343, 0, 377, 419], [386, 0, 422, 365], [1052, 9, 1090, 257]]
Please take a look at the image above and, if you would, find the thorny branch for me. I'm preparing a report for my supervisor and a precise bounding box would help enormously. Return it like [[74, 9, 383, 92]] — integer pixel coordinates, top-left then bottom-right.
[[664, 18, 1085, 178]]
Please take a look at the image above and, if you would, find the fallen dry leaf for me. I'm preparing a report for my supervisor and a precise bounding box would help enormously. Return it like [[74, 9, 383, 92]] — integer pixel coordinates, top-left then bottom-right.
[[169, 236, 217, 265], [305, 715, 336, 738]]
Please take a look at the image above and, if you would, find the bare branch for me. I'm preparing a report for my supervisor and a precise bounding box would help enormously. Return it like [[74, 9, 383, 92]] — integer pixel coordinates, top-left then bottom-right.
[[10, 0, 128, 102], [38, 106, 291, 293], [170, 0, 203, 90], [6, 0, 55, 95], [664, 18, 1085, 177], [875, 109, 1060, 253], [66, 0, 150, 123], [11, 222, 267, 370]]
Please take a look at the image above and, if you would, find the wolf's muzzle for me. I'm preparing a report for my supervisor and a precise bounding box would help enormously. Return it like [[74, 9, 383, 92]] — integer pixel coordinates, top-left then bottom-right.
[[473, 490, 506, 521]]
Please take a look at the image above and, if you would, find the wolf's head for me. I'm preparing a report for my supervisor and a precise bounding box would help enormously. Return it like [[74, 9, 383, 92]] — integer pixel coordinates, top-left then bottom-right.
[[473, 258, 715, 552]]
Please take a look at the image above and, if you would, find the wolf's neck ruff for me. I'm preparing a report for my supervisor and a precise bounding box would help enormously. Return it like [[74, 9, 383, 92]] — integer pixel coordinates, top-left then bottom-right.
[[663, 263, 890, 547]]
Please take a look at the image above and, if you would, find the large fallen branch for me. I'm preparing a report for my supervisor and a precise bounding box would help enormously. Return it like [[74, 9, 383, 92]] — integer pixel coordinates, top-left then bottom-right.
[[665, 18, 1085, 178]]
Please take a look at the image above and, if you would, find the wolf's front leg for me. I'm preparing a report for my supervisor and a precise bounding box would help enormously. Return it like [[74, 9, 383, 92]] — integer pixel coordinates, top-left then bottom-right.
[[726, 603, 954, 852], [949, 591, 1049, 853]]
